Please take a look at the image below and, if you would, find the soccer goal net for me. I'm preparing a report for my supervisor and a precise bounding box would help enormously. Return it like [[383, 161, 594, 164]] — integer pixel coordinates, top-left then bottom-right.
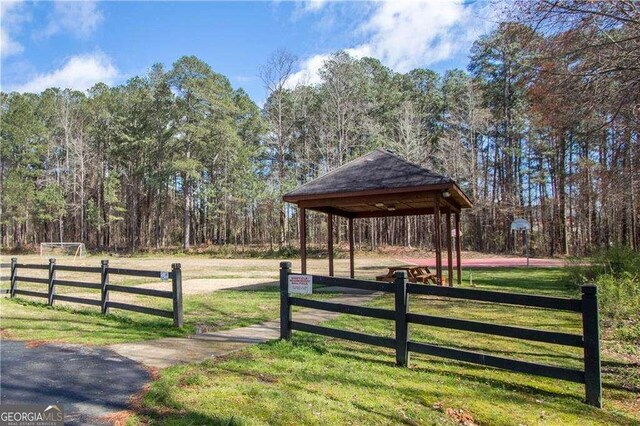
[[40, 242, 86, 259]]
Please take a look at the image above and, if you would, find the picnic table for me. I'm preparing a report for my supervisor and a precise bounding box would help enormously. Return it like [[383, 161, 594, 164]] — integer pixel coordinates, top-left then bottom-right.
[[376, 265, 439, 285]]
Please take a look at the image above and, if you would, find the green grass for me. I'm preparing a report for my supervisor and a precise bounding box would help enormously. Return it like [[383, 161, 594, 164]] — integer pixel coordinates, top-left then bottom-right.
[[0, 286, 337, 345], [459, 266, 574, 295], [135, 335, 638, 426], [2, 266, 638, 424], [130, 267, 640, 425], [0, 289, 283, 344], [0, 298, 187, 345]]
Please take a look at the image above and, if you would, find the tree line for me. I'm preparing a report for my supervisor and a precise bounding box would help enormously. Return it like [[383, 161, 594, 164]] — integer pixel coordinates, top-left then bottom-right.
[[1, 1, 638, 256]]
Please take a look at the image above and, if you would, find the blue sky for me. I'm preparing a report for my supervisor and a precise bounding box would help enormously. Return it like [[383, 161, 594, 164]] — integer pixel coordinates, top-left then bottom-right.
[[1, 0, 496, 103]]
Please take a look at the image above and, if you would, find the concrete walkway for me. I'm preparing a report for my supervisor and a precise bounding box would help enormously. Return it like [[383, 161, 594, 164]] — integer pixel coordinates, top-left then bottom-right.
[[108, 293, 376, 369]]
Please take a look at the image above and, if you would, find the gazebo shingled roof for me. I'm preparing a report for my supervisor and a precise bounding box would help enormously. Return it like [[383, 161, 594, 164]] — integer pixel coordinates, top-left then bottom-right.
[[283, 149, 472, 218], [283, 148, 473, 286]]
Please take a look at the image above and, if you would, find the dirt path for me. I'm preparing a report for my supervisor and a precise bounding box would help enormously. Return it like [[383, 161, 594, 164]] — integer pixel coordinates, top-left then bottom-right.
[[43, 277, 279, 309], [138, 277, 277, 295], [108, 292, 376, 368]]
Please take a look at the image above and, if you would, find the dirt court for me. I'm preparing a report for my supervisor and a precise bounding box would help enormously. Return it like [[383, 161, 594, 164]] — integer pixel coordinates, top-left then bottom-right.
[[0, 254, 394, 296], [1, 251, 567, 296]]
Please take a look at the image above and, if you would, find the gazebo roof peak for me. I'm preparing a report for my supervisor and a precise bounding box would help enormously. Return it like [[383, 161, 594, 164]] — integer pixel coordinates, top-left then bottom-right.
[[284, 149, 451, 199], [283, 148, 472, 217]]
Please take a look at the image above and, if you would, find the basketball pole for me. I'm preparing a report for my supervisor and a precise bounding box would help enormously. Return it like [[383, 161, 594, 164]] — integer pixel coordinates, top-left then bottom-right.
[[525, 230, 530, 267]]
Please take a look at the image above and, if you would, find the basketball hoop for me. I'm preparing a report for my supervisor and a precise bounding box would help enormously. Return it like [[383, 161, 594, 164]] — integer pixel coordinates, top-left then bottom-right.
[[510, 219, 531, 266]]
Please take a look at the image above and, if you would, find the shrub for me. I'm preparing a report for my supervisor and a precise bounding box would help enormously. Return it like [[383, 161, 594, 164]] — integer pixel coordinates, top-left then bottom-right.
[[568, 245, 640, 284], [594, 273, 639, 323], [570, 246, 640, 345], [591, 245, 640, 278]]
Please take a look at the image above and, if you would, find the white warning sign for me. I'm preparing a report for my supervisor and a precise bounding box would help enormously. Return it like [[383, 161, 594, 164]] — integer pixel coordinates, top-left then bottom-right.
[[288, 274, 313, 294]]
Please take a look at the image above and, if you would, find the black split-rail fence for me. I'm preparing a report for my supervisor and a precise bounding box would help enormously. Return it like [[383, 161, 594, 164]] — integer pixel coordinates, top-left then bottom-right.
[[0, 258, 183, 327], [279, 261, 602, 408]]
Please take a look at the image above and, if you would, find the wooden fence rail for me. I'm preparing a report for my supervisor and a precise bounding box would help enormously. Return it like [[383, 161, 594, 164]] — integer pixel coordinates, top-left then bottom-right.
[[279, 261, 602, 408], [0, 262, 11, 294], [4, 258, 183, 327]]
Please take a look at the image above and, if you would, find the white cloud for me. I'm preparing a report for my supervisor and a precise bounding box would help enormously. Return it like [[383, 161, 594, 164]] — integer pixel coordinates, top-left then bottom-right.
[[285, 46, 373, 89], [11, 53, 118, 93], [2, 1, 104, 58], [355, 0, 471, 72], [0, 0, 27, 58], [287, 0, 492, 86], [290, 0, 330, 17], [41, 1, 103, 38], [1, 27, 23, 57], [285, 53, 331, 88], [234, 75, 254, 83], [300, 0, 329, 13]]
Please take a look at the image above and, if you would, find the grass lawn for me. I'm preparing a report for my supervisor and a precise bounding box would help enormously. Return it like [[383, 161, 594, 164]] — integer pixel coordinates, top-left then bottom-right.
[[0, 289, 282, 344], [134, 336, 638, 426], [0, 286, 339, 344], [130, 267, 639, 425], [1, 261, 638, 424]]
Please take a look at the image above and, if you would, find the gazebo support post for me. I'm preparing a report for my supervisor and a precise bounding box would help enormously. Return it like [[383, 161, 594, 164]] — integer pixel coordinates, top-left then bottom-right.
[[455, 212, 462, 285], [328, 213, 334, 276], [434, 195, 443, 285], [348, 217, 355, 278], [446, 210, 453, 287], [300, 208, 307, 274]]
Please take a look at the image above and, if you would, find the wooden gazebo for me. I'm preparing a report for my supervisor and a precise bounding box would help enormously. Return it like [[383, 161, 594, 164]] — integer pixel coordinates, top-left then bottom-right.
[[283, 149, 473, 285]]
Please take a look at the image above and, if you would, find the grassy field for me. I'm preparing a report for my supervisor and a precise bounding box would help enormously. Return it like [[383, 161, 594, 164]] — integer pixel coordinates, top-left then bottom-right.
[[0, 289, 282, 344], [0, 252, 462, 345], [0, 256, 573, 345], [126, 267, 638, 425], [135, 337, 638, 425], [1, 255, 638, 424], [0, 254, 357, 344]]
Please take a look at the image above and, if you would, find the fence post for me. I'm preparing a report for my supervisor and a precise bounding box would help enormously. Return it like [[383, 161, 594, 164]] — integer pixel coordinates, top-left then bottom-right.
[[581, 284, 602, 408], [9, 257, 17, 298], [47, 258, 56, 306], [394, 270, 409, 367], [171, 263, 183, 328], [101, 260, 109, 315], [280, 261, 292, 340]]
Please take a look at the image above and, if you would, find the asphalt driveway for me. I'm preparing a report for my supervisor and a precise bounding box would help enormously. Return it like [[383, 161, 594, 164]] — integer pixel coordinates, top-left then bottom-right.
[[0, 340, 150, 425]]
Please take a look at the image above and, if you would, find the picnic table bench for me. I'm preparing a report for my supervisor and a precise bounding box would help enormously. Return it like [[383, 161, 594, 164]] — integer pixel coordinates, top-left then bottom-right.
[[376, 265, 440, 285]]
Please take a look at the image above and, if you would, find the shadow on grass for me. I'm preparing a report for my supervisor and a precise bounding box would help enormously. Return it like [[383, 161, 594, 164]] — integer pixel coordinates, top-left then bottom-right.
[[2, 298, 188, 340], [217, 281, 279, 291], [281, 378, 414, 424], [601, 360, 640, 393], [322, 342, 581, 399], [358, 265, 401, 271], [293, 337, 639, 425], [464, 267, 574, 294], [140, 334, 640, 426], [137, 410, 247, 426], [301, 334, 638, 412]]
